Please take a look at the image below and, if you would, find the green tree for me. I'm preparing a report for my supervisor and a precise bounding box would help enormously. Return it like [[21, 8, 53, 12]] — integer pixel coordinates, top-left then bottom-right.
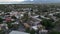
[[25, 28, 30, 33], [0, 18, 3, 24], [41, 19, 55, 30], [48, 31, 60, 34], [53, 13, 60, 18], [21, 12, 29, 22], [11, 16, 17, 19], [30, 29, 35, 34]]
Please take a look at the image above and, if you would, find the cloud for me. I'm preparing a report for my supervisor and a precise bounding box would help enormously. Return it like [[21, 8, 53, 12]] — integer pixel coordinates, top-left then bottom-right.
[[0, 0, 25, 2]]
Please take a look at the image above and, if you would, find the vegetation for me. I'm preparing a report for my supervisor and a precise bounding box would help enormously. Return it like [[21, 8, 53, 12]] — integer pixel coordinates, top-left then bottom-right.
[[25, 28, 30, 33], [0, 30, 5, 34], [25, 28, 36, 34], [30, 29, 35, 34], [0, 18, 3, 24], [53, 13, 60, 18], [21, 12, 29, 22], [11, 16, 17, 19], [6, 22, 12, 29], [48, 31, 60, 34], [41, 19, 55, 30]]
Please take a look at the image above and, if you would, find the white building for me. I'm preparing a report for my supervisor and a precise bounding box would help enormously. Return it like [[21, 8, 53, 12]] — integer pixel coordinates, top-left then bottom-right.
[[9, 31, 29, 34]]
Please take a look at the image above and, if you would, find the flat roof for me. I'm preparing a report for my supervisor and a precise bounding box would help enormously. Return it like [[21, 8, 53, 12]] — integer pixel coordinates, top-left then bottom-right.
[[9, 31, 29, 34]]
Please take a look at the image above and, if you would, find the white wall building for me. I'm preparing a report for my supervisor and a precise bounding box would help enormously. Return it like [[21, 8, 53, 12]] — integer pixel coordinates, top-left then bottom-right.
[[9, 31, 29, 34]]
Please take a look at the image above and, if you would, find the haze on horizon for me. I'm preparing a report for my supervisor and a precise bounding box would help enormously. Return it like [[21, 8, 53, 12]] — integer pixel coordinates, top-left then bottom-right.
[[0, 0, 60, 2], [0, 0, 60, 4]]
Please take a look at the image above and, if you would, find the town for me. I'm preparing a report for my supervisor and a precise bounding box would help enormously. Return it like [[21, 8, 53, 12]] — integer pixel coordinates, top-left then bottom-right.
[[0, 4, 60, 34]]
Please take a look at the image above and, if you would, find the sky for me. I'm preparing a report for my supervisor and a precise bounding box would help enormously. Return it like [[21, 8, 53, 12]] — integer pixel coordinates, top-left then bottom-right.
[[0, 0, 33, 2], [0, 0, 59, 2], [0, 0, 60, 4], [0, 0, 25, 2]]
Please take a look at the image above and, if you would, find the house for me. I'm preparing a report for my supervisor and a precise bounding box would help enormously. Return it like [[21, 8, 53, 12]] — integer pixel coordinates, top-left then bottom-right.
[[5, 17, 11, 22], [39, 29, 48, 34], [0, 23, 8, 30], [31, 26, 38, 31], [40, 15, 50, 19]]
